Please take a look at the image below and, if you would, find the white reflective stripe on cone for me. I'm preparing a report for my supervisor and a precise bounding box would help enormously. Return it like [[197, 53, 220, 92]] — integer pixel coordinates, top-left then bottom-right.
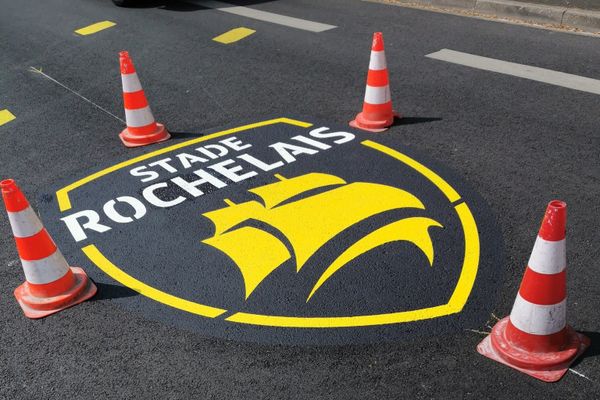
[[510, 294, 566, 335], [7, 206, 44, 238], [368, 50, 387, 71], [527, 236, 566, 274], [125, 106, 155, 127], [20, 250, 70, 285], [121, 72, 143, 93], [364, 85, 391, 105]]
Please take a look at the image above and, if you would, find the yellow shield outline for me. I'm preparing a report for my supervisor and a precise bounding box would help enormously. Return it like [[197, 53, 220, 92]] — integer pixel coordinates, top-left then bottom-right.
[[56, 118, 480, 328]]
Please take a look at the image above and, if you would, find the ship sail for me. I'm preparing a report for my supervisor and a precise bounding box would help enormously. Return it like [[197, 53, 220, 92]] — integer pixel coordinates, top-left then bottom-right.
[[201, 173, 441, 300], [248, 173, 346, 209], [306, 217, 442, 301]]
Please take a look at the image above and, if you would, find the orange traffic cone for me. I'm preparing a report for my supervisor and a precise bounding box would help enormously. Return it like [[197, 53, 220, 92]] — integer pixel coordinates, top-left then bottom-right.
[[119, 51, 170, 147], [1, 179, 97, 318], [349, 32, 400, 133], [477, 200, 590, 382]]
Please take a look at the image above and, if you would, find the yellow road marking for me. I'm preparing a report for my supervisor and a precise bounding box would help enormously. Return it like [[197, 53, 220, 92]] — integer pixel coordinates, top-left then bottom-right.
[[361, 140, 462, 203], [0, 109, 16, 126], [212, 27, 256, 44], [306, 217, 442, 301], [56, 118, 312, 211], [448, 202, 480, 308], [75, 21, 116, 36]]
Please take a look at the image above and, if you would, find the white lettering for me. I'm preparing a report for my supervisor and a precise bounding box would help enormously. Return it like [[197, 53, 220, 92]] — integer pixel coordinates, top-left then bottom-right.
[[196, 144, 228, 160], [142, 182, 186, 208], [61, 210, 111, 242], [149, 158, 178, 173], [291, 135, 331, 150], [103, 196, 147, 223], [309, 127, 355, 144], [130, 166, 160, 183], [220, 136, 252, 151], [175, 153, 208, 169], [172, 169, 227, 197], [269, 142, 318, 163], [209, 159, 257, 183], [237, 153, 284, 171]]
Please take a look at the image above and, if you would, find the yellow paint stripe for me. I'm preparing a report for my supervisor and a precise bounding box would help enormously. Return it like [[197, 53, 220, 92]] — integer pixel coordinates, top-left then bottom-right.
[[226, 305, 454, 328], [361, 140, 462, 203], [75, 21, 116, 36], [447, 202, 480, 310], [56, 118, 312, 211], [82, 244, 227, 318], [0, 109, 16, 126], [212, 27, 256, 44]]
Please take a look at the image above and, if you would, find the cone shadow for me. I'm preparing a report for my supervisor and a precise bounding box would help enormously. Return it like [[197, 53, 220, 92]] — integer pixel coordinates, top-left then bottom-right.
[[169, 131, 205, 139], [395, 117, 443, 126], [570, 331, 600, 367], [90, 282, 139, 301]]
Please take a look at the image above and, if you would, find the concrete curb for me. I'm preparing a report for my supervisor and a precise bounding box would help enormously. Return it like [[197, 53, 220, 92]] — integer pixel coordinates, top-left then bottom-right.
[[563, 7, 600, 31], [387, 0, 600, 32], [476, 0, 566, 25]]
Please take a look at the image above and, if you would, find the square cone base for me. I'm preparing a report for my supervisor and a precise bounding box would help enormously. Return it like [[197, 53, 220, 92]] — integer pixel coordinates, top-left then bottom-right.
[[14, 267, 98, 319], [119, 123, 170, 148], [349, 112, 401, 133], [477, 330, 590, 382]]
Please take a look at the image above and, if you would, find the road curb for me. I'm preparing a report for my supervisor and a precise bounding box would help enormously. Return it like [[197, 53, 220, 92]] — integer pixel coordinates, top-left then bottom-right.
[[384, 0, 600, 32], [562, 7, 600, 31], [475, 0, 566, 25]]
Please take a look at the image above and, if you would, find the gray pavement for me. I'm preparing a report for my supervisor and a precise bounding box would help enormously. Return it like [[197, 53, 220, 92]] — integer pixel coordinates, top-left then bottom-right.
[[1, 0, 599, 398]]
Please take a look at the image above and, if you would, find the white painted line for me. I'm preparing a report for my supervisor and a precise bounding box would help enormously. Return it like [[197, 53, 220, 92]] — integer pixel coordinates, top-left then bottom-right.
[[426, 49, 600, 95], [195, 1, 336, 32], [569, 369, 595, 383]]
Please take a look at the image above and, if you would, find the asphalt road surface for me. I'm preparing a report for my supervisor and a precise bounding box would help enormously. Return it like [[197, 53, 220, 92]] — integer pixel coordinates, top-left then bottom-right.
[[1, 0, 599, 398]]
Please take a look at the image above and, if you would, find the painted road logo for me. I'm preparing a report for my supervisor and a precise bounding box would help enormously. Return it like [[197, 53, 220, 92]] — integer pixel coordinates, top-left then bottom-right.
[[39, 118, 502, 344], [202, 174, 441, 302]]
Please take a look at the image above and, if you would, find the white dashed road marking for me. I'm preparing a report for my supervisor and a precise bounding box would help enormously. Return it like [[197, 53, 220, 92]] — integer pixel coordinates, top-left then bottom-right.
[[194, 1, 337, 32], [426, 49, 600, 95]]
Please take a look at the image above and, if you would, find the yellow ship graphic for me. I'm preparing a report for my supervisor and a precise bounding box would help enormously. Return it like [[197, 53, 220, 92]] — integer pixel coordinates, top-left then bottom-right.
[[202, 173, 442, 301]]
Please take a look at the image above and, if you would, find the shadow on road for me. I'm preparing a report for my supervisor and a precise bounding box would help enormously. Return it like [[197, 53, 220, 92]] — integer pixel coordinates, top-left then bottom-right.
[[169, 131, 206, 139], [571, 331, 600, 367], [395, 117, 442, 126], [120, 0, 277, 12], [90, 282, 139, 301]]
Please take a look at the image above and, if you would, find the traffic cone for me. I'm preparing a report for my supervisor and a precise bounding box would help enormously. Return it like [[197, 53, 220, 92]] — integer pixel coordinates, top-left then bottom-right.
[[1, 179, 97, 318], [477, 200, 590, 382], [349, 32, 400, 133], [119, 51, 170, 147]]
